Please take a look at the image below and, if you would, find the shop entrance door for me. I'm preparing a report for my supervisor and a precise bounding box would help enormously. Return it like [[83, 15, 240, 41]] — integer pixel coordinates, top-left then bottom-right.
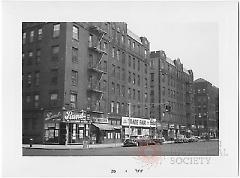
[[68, 123, 85, 144]]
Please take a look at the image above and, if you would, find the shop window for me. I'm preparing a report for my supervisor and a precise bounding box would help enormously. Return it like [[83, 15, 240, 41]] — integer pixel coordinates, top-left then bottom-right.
[[38, 28, 42, 40], [53, 23, 60, 38], [72, 25, 79, 40]]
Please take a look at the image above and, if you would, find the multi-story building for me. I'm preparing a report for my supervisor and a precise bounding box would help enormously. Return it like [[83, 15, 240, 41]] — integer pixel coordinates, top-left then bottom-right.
[[193, 78, 219, 137], [149, 50, 194, 140], [22, 22, 151, 144]]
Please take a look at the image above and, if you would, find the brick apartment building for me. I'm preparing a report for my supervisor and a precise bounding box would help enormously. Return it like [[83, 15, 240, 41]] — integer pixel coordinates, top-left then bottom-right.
[[149, 50, 195, 140], [193, 78, 219, 137], [22, 22, 151, 144]]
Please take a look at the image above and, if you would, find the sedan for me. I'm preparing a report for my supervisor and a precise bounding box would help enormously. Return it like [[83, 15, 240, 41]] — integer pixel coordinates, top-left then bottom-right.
[[123, 139, 138, 147]]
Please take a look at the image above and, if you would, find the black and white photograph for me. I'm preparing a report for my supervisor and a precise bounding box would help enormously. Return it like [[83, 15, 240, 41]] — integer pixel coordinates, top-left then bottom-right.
[[1, 1, 239, 177]]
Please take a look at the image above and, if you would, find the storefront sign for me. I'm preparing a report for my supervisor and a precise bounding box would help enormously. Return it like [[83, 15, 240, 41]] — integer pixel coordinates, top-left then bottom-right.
[[122, 117, 151, 127], [64, 111, 86, 121], [92, 117, 108, 123], [44, 111, 62, 121], [150, 118, 156, 127]]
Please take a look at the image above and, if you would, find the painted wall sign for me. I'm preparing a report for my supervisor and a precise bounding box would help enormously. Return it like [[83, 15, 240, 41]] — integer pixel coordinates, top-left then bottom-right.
[[44, 111, 62, 121]]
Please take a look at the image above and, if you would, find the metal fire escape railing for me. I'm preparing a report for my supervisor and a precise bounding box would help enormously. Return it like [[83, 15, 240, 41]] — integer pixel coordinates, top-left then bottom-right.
[[87, 24, 108, 115]]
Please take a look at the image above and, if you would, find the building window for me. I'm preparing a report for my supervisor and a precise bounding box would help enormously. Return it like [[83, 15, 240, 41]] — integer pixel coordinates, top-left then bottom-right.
[[22, 32, 26, 44], [117, 84, 120, 96], [133, 73, 136, 85], [116, 102, 120, 114], [53, 23, 60, 38], [52, 45, 59, 61], [89, 34, 93, 47], [128, 88, 131, 98], [30, 30, 34, 43], [72, 47, 78, 63], [112, 82, 115, 94], [144, 93, 147, 102], [128, 55, 131, 67], [144, 78, 148, 89], [72, 25, 79, 40], [138, 90, 140, 101], [144, 49, 147, 58], [72, 70, 78, 86], [50, 93, 58, 106], [133, 58, 135, 69], [128, 39, 131, 48], [38, 28, 42, 40], [128, 72, 131, 83], [132, 42, 135, 49], [112, 64, 115, 77], [50, 69, 58, 85], [145, 63, 147, 74], [121, 85, 125, 97], [117, 50, 120, 61], [122, 52, 125, 64], [137, 75, 140, 86], [26, 95, 31, 103], [27, 73, 32, 86], [34, 94, 39, 108], [70, 93, 77, 109], [138, 59, 140, 71], [162, 87, 165, 96], [121, 35, 124, 44], [36, 49, 41, 64], [150, 73, 154, 82], [133, 89, 136, 100], [112, 47, 115, 58], [35, 72, 40, 86], [28, 51, 33, 65], [111, 102, 114, 113]]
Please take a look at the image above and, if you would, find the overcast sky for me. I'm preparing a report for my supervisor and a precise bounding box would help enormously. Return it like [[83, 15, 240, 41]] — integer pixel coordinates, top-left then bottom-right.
[[123, 2, 219, 87]]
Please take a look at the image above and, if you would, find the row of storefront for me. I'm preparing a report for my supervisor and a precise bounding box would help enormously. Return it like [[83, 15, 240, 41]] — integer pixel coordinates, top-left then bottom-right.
[[42, 110, 217, 145]]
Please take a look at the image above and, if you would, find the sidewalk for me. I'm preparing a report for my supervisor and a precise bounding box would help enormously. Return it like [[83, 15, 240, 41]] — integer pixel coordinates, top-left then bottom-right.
[[22, 142, 123, 150]]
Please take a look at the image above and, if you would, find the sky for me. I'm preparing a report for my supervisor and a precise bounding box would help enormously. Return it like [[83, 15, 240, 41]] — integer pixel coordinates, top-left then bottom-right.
[[127, 22, 219, 86], [122, 2, 219, 87]]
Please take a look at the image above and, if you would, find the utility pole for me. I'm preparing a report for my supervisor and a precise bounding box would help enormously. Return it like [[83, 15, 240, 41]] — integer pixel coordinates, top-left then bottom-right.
[[128, 103, 131, 139]]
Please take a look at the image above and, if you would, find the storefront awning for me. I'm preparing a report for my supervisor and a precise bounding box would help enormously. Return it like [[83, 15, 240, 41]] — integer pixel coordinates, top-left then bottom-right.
[[113, 125, 122, 130], [92, 123, 115, 131]]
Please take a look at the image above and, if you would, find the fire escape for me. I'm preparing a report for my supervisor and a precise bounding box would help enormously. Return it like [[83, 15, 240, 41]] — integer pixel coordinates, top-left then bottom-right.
[[87, 24, 108, 115]]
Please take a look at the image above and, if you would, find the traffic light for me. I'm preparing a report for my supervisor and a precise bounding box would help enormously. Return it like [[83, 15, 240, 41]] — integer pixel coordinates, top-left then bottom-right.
[[165, 105, 171, 112]]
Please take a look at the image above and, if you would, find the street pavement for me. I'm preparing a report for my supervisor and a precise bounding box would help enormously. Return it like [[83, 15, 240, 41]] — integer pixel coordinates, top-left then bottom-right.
[[22, 140, 219, 156]]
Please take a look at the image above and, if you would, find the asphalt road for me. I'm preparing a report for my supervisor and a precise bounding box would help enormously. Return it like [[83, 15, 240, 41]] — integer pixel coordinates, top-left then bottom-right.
[[23, 140, 219, 156]]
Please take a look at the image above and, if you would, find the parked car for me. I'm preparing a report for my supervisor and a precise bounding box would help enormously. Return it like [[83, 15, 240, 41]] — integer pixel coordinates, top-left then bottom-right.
[[123, 139, 138, 147], [175, 135, 189, 143], [153, 137, 165, 145], [188, 136, 199, 142]]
